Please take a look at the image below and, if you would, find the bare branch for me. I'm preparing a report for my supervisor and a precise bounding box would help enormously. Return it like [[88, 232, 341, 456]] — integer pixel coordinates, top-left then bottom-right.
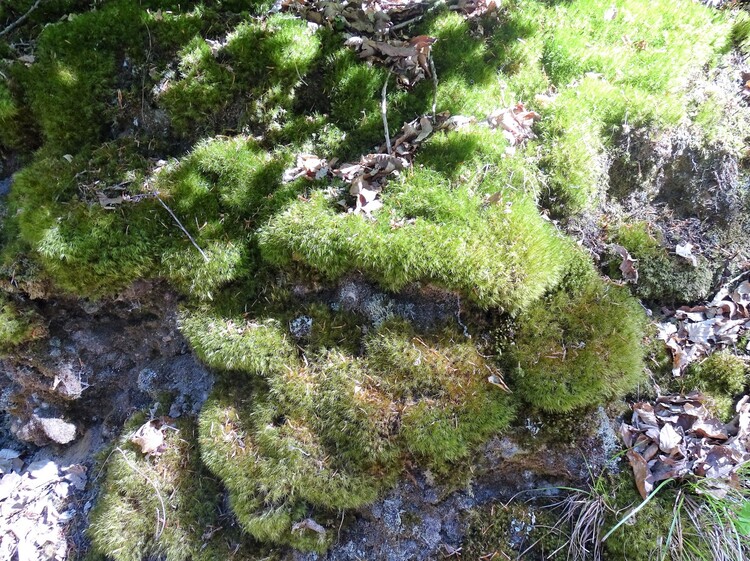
[[155, 194, 209, 262], [0, 0, 44, 38]]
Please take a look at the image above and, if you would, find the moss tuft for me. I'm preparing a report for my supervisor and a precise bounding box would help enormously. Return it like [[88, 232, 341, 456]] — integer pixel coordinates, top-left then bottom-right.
[[258, 168, 575, 313], [0, 293, 45, 352], [87, 413, 270, 561], [508, 275, 646, 412], [609, 222, 714, 303]]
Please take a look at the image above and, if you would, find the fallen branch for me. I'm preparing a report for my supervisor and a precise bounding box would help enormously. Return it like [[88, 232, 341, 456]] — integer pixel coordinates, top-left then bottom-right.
[[429, 55, 438, 119], [0, 0, 44, 38]]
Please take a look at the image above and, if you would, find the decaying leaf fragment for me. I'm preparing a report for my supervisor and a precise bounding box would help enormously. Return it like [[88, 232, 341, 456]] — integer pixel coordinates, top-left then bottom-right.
[[292, 518, 326, 535], [486, 103, 540, 148], [345, 35, 436, 87], [611, 244, 638, 283], [130, 418, 170, 456]]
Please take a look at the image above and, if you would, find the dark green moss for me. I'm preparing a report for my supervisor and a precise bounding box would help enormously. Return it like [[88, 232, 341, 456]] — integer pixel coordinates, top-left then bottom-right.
[[610, 222, 714, 303]]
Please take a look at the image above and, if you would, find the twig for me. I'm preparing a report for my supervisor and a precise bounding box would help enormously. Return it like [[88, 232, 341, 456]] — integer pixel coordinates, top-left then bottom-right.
[[0, 0, 43, 38], [115, 447, 167, 540], [430, 55, 438, 120], [381, 74, 392, 154], [155, 194, 209, 262]]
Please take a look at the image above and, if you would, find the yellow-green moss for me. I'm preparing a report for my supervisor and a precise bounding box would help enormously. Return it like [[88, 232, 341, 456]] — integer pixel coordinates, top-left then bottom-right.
[[0, 293, 45, 352], [258, 169, 575, 314], [87, 413, 271, 561], [508, 275, 646, 412]]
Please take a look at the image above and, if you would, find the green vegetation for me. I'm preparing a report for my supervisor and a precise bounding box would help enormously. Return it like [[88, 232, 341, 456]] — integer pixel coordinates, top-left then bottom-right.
[[87, 413, 270, 561], [0, 293, 44, 351], [507, 274, 647, 413], [0, 0, 746, 557], [609, 222, 714, 303], [259, 167, 575, 313], [196, 318, 515, 548]]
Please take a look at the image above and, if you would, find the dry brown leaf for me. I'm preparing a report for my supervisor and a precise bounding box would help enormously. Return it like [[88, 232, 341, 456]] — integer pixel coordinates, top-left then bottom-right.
[[626, 449, 652, 499], [611, 244, 638, 283]]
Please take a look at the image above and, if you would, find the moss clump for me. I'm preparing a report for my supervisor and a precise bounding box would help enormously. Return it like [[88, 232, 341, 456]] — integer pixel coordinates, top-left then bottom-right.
[[508, 275, 646, 412], [258, 168, 575, 313], [22, 1, 146, 154], [0, 293, 45, 352], [610, 222, 714, 303], [367, 320, 516, 471], [686, 351, 747, 420], [195, 314, 516, 549], [689, 351, 747, 396], [179, 309, 298, 376], [87, 413, 269, 561]]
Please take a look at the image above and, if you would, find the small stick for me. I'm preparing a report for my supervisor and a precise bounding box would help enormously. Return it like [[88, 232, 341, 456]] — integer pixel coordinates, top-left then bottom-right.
[[155, 194, 209, 262], [381, 73, 392, 154], [430, 55, 438, 119], [0, 0, 43, 38]]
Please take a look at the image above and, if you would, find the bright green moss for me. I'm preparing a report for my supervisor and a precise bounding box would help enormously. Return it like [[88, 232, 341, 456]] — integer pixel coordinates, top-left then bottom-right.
[[259, 168, 574, 314], [687, 351, 747, 420], [610, 222, 714, 303], [179, 308, 298, 376], [5, 154, 165, 297], [87, 413, 268, 561], [509, 276, 646, 412]]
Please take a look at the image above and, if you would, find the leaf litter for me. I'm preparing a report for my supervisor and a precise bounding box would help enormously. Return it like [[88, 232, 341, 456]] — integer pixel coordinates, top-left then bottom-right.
[[657, 277, 750, 376], [621, 393, 750, 500], [283, 103, 539, 216]]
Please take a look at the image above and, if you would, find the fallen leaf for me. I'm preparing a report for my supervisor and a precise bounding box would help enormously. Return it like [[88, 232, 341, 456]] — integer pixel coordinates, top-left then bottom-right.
[[675, 242, 698, 267], [292, 518, 326, 535], [626, 449, 652, 499], [658, 423, 682, 455], [611, 244, 638, 283], [131, 419, 167, 456]]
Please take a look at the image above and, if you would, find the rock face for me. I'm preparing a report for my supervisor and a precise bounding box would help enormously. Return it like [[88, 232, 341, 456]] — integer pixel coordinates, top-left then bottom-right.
[[0, 282, 213, 449]]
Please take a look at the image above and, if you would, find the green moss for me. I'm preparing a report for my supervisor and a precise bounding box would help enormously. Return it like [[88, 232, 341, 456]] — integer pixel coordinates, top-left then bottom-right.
[[87, 413, 269, 561], [509, 276, 646, 412], [160, 36, 233, 135], [179, 308, 298, 376], [610, 222, 714, 303], [689, 351, 747, 396], [23, 1, 146, 154], [0, 293, 45, 352], [259, 168, 575, 314], [366, 320, 516, 471]]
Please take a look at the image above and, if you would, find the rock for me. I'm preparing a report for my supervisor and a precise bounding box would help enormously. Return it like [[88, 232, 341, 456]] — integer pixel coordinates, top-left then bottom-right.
[[13, 414, 76, 446]]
